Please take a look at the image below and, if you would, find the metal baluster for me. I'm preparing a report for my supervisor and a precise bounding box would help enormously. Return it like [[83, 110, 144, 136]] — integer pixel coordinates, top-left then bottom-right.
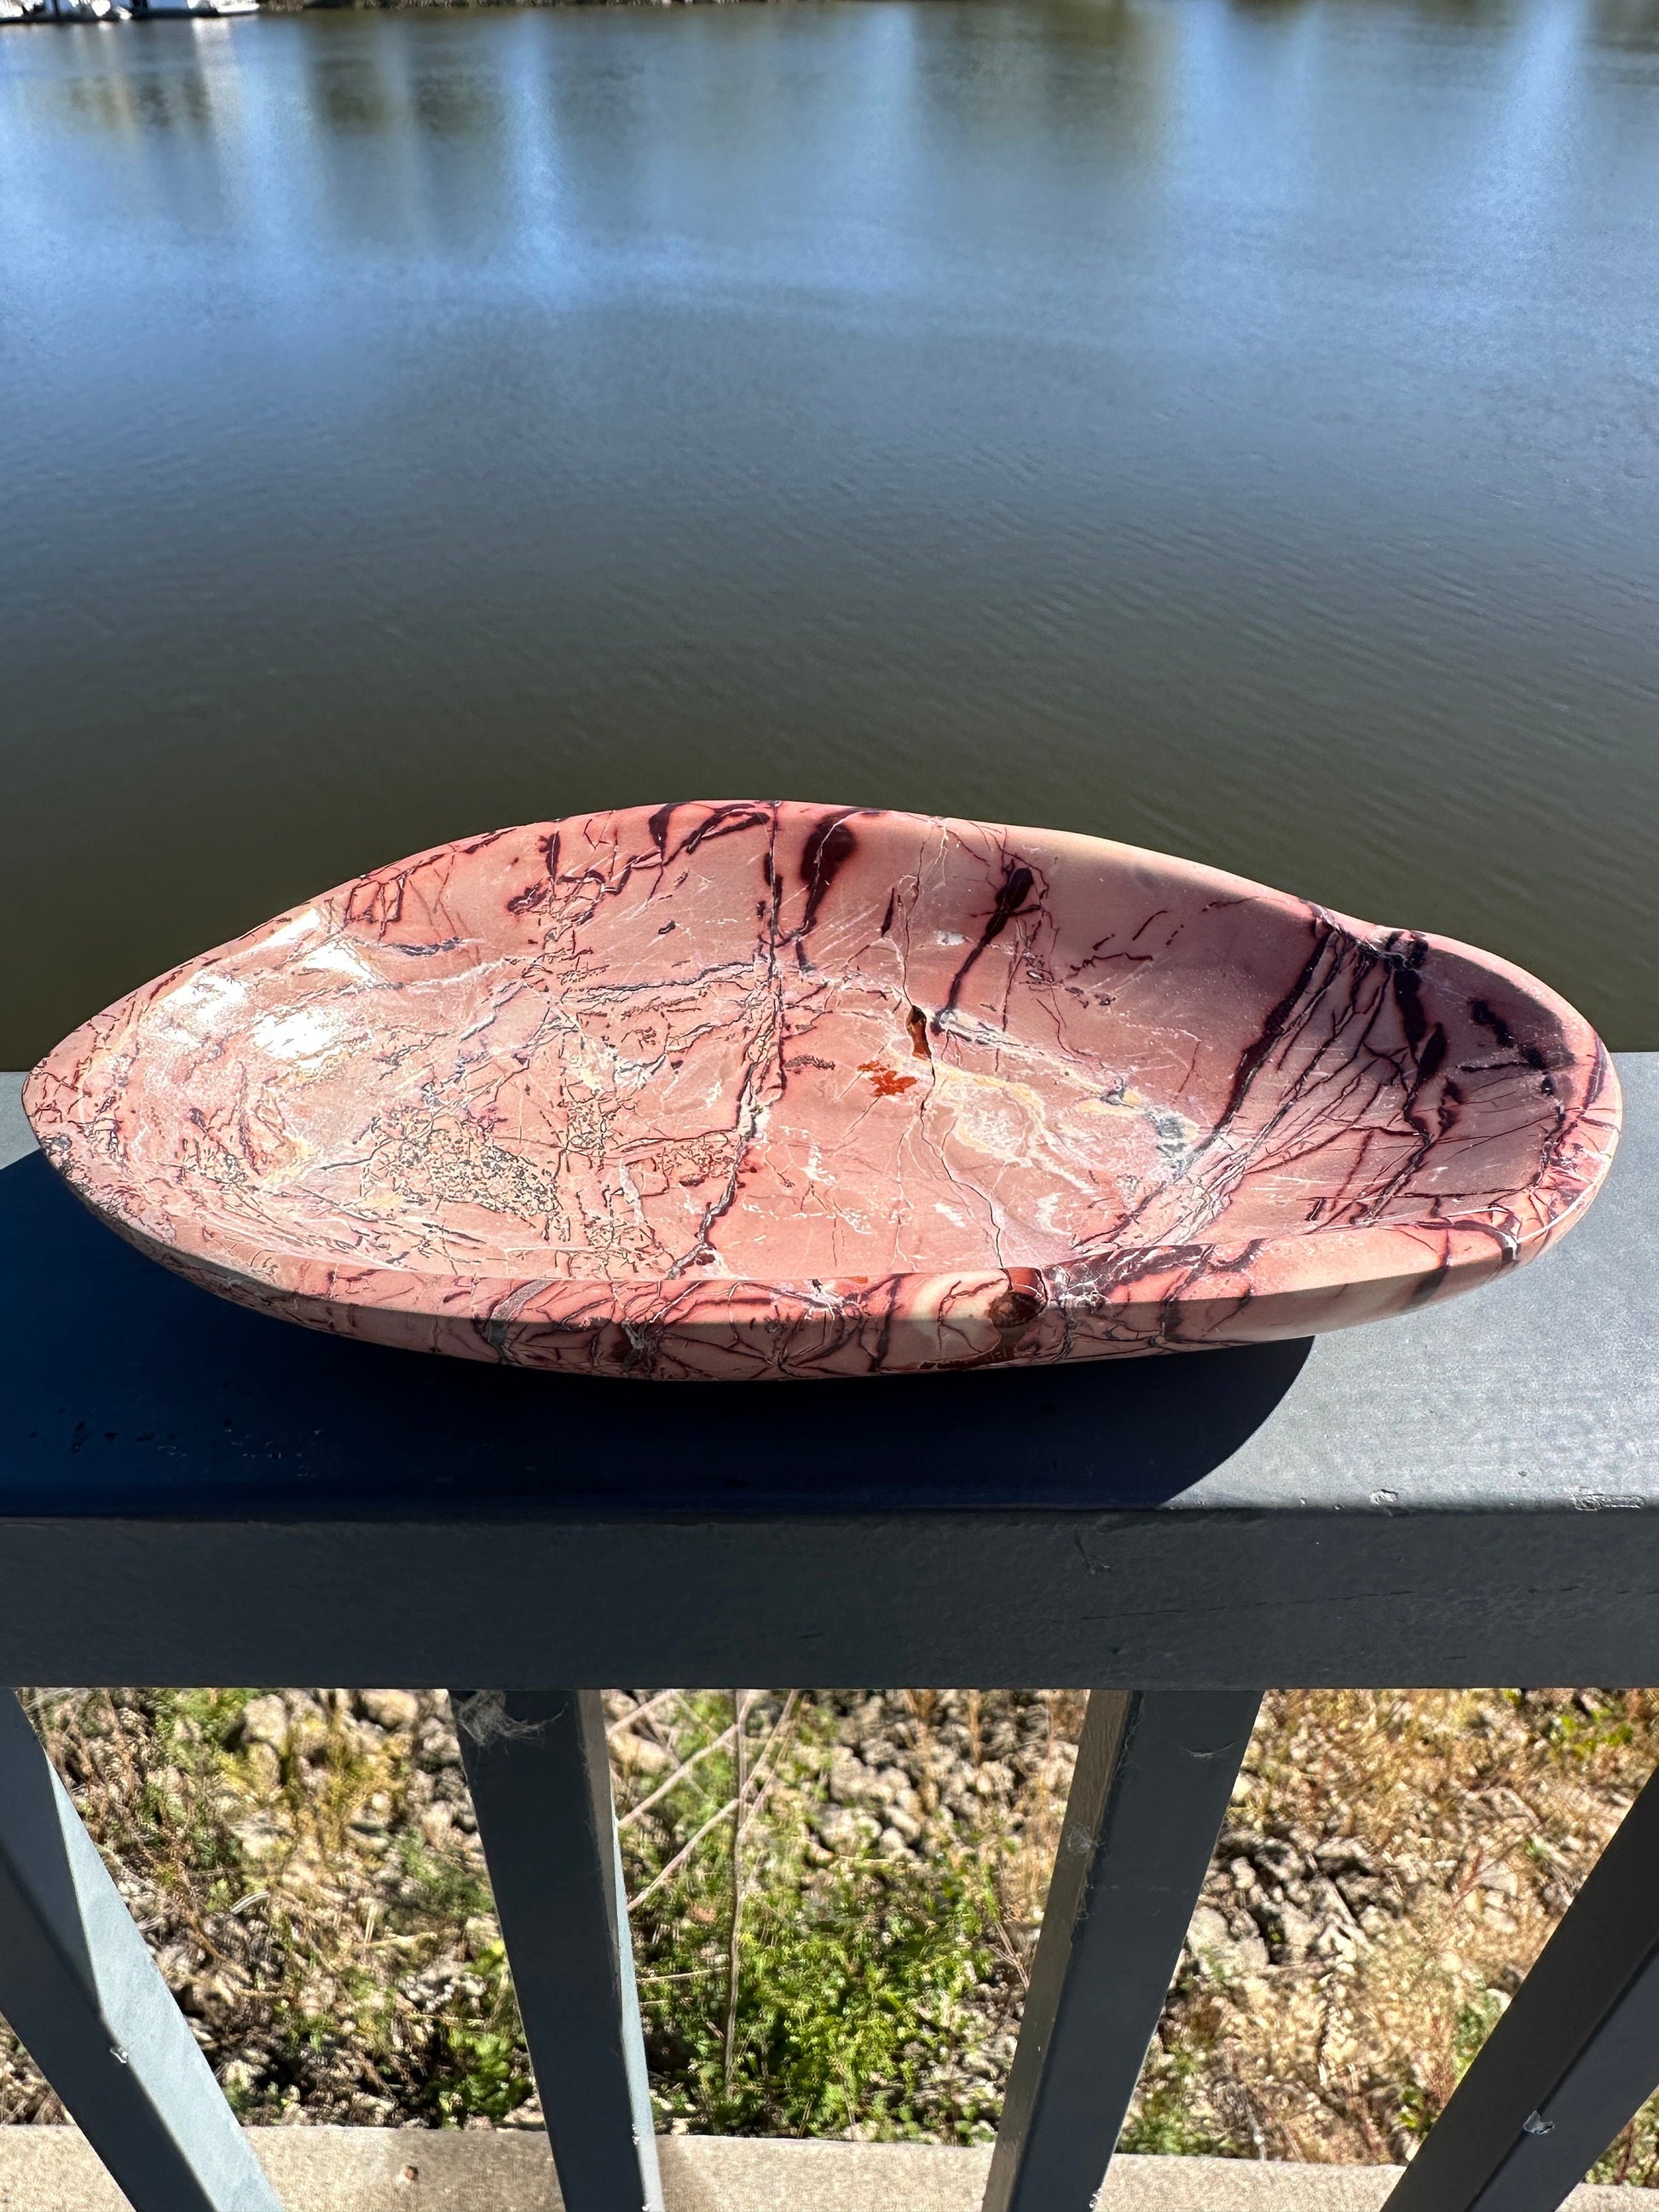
[[982, 1688, 1263, 2212], [451, 1689, 663, 2212], [1384, 1752, 1659, 2212], [0, 1690, 283, 2212]]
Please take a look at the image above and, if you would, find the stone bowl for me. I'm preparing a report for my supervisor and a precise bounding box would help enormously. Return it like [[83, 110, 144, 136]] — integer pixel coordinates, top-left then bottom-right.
[[25, 802, 1621, 1381]]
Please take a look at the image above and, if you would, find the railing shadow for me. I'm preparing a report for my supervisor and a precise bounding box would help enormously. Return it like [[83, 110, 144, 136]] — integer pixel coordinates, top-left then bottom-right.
[[0, 1146, 1309, 1516]]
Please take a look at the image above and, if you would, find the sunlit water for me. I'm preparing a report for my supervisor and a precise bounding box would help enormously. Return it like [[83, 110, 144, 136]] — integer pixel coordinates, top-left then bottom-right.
[[3, 0, 1657, 1064]]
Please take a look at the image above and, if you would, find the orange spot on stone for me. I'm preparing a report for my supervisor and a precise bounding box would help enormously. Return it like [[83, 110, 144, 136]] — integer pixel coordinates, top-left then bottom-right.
[[858, 1060, 919, 1099]]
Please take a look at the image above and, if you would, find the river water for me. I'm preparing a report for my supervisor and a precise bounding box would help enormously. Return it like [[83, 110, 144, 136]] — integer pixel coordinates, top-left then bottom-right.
[[3, 0, 1656, 1066]]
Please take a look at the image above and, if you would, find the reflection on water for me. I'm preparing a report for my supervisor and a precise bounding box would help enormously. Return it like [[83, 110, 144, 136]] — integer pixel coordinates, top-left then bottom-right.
[[1, 0, 1656, 1061], [1593, 0, 1659, 49], [42, 20, 229, 131]]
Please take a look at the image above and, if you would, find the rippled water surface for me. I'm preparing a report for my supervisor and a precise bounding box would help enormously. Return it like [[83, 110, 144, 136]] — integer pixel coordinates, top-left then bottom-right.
[[3, 0, 1657, 1062]]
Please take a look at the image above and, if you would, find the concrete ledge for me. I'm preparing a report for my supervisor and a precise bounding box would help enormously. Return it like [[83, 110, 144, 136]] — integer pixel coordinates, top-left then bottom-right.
[[0, 2131, 1648, 2212]]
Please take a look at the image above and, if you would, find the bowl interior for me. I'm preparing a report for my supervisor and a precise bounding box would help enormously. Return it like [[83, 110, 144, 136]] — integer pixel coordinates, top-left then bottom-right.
[[53, 803, 1594, 1285]]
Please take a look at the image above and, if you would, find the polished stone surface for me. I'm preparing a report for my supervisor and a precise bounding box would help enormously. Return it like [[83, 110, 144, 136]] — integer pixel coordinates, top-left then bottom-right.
[[25, 805, 1619, 1380]]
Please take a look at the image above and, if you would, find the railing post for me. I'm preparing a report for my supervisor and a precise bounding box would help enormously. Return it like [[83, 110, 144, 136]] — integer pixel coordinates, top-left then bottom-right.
[[982, 1687, 1263, 2212], [1383, 1753, 1659, 2212], [451, 1688, 663, 2212], [0, 1690, 284, 2212]]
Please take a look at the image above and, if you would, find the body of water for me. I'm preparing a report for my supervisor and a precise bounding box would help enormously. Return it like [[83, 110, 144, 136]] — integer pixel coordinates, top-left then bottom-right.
[[3, 0, 1657, 1063]]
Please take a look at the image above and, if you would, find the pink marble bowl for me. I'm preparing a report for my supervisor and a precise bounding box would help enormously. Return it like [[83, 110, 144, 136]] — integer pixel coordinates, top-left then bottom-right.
[[25, 803, 1621, 1382]]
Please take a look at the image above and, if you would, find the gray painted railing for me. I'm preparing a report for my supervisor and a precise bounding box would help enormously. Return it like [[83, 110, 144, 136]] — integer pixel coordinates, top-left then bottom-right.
[[0, 1055, 1656, 2212]]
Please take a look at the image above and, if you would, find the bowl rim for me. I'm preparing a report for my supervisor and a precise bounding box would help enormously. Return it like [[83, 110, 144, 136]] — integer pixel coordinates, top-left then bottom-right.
[[23, 801, 1624, 1337]]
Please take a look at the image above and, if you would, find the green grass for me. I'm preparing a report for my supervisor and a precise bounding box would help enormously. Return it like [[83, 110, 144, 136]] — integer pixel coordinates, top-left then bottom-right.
[[616, 1695, 1006, 2140], [640, 1850, 1003, 2140], [395, 1831, 493, 1922], [425, 1941, 533, 2124], [1120, 2042, 1228, 2158]]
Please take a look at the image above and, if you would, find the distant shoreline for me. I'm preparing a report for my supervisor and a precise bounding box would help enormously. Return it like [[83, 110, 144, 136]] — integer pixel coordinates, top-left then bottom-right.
[[261, 0, 784, 10], [1, 0, 793, 20]]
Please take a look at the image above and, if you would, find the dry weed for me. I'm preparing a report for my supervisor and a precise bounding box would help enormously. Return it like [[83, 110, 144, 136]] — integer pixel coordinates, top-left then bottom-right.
[[1110, 1689, 1659, 2179]]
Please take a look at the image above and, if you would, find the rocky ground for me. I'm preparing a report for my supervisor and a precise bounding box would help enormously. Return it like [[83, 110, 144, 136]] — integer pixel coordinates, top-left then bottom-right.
[[4, 1686, 1657, 2181]]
